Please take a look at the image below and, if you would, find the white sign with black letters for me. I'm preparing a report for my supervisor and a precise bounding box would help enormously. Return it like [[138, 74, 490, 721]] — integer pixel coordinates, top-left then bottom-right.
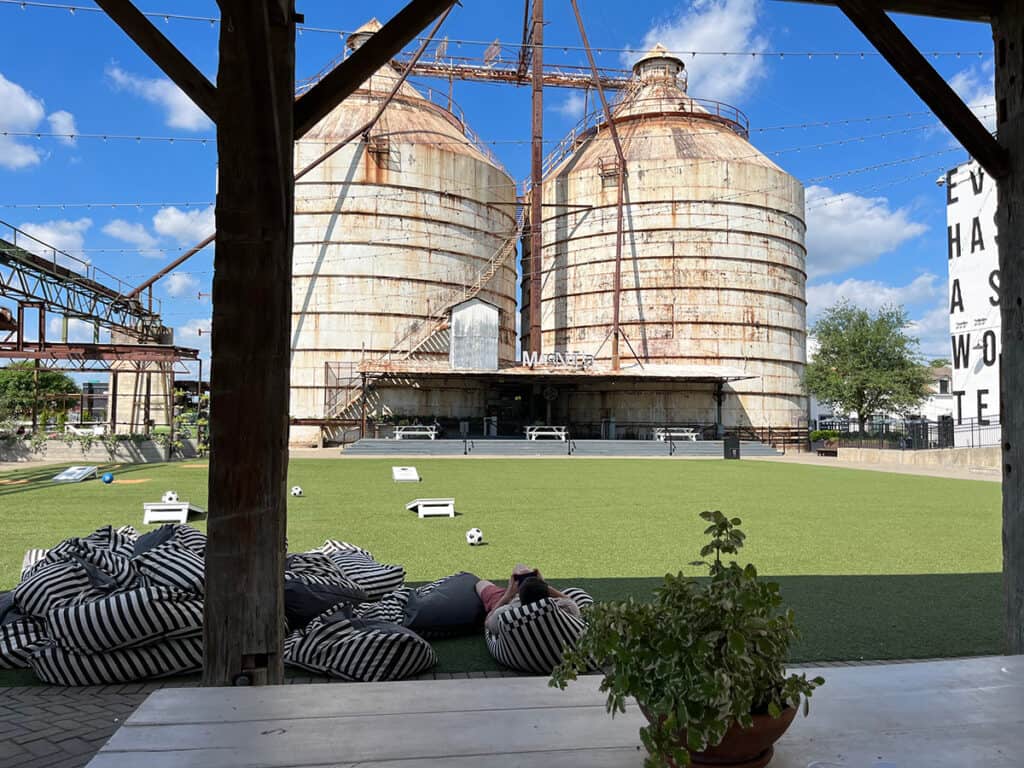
[[946, 160, 999, 444]]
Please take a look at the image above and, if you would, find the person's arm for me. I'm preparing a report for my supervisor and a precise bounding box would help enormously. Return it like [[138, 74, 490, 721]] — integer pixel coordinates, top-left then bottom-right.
[[484, 576, 519, 634]]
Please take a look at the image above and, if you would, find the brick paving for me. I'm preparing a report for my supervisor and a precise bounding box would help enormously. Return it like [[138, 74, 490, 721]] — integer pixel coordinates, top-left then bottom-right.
[[0, 658, 984, 767]]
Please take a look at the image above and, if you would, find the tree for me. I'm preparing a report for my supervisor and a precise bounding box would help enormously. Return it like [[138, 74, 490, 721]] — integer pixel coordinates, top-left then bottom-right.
[[805, 302, 932, 431], [929, 358, 951, 368], [0, 362, 80, 422]]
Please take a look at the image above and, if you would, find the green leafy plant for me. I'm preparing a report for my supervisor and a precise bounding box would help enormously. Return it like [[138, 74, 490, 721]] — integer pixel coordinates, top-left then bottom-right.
[[809, 429, 840, 443], [551, 511, 824, 767]]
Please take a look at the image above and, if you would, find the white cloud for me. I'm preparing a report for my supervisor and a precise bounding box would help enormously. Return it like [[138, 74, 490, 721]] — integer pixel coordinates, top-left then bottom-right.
[[102, 219, 157, 252], [164, 271, 200, 298], [948, 59, 995, 132], [177, 318, 211, 340], [152, 205, 215, 245], [553, 92, 587, 119], [907, 304, 952, 359], [106, 65, 212, 131], [805, 185, 928, 278], [46, 110, 78, 146], [18, 218, 92, 262], [806, 273, 942, 323], [46, 317, 102, 344], [0, 73, 46, 169], [627, 0, 769, 102]]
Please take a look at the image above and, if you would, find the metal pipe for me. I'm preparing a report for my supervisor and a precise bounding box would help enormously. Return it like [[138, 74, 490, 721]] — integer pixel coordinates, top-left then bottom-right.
[[570, 0, 627, 370], [528, 0, 544, 357]]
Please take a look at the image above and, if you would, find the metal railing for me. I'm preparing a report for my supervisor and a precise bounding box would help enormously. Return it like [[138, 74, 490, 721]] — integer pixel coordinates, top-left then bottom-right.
[[825, 417, 1001, 451]]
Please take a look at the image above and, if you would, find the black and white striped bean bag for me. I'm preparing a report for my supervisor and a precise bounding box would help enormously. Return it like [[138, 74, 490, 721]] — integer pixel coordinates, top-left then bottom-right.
[[13, 558, 112, 618], [318, 540, 405, 600], [354, 588, 411, 624], [30, 635, 203, 686], [133, 541, 205, 595], [45, 586, 203, 653], [285, 552, 366, 592], [485, 588, 594, 674], [0, 592, 44, 670], [285, 604, 436, 682]]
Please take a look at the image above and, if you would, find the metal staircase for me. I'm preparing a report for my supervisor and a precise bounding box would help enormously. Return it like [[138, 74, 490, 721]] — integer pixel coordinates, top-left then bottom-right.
[[325, 207, 525, 420]]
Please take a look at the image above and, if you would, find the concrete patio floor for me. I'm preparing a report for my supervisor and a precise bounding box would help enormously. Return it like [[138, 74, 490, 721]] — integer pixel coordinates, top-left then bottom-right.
[[83, 655, 1024, 767]]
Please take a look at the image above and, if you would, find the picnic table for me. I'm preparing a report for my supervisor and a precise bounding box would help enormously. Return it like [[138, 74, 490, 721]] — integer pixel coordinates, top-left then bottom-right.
[[394, 425, 438, 440], [524, 425, 567, 441], [653, 427, 699, 442]]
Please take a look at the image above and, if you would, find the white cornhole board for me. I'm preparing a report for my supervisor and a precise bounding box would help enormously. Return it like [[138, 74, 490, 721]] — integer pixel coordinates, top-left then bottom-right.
[[405, 498, 455, 519], [392, 466, 421, 483], [143, 501, 206, 525], [52, 466, 98, 483]]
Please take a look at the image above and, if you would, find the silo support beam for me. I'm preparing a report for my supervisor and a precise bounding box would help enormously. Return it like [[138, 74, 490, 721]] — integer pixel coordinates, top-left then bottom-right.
[[93, 0, 218, 123], [294, 0, 458, 138], [829, 0, 1008, 179], [995, 0, 1024, 654], [528, 0, 544, 358], [570, 0, 628, 369]]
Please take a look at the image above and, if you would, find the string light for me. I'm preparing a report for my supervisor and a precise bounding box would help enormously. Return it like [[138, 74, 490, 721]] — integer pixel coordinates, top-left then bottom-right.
[[0, 1, 989, 60]]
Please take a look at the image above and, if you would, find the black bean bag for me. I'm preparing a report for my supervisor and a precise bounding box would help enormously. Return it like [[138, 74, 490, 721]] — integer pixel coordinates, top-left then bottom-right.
[[402, 572, 485, 638], [284, 580, 368, 630]]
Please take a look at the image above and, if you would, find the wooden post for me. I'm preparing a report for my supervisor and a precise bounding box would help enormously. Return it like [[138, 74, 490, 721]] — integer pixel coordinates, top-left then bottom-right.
[[994, 0, 1024, 654], [203, 0, 295, 687]]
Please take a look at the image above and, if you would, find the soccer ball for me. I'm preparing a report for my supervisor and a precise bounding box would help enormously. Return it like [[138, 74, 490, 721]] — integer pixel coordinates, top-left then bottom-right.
[[101, 472, 114, 484], [465, 528, 483, 546], [162, 490, 179, 503], [291, 486, 304, 497]]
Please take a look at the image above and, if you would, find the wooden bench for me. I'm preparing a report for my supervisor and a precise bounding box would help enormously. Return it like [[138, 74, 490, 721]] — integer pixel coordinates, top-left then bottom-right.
[[394, 426, 438, 440], [653, 427, 699, 442], [143, 501, 206, 525], [405, 498, 455, 519], [524, 426, 567, 441]]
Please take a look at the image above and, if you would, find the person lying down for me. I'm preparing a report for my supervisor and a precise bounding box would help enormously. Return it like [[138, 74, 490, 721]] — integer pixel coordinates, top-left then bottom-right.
[[475, 563, 582, 634]]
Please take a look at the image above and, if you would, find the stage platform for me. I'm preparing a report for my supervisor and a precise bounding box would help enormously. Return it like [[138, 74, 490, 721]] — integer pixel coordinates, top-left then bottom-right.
[[86, 656, 1024, 767], [342, 437, 782, 457]]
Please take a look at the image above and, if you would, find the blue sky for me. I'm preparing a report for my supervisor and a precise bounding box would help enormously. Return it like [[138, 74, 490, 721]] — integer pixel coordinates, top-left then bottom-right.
[[0, 0, 997, 377]]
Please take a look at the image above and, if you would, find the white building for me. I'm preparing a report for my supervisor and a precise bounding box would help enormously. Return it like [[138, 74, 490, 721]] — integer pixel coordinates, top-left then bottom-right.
[[945, 159, 1000, 445]]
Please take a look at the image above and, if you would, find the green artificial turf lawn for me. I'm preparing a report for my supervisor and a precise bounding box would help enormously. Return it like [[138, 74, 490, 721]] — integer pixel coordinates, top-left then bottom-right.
[[0, 458, 1003, 684]]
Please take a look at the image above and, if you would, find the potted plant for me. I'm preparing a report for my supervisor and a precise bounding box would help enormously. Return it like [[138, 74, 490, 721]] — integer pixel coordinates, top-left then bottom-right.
[[809, 429, 840, 456], [551, 511, 824, 768]]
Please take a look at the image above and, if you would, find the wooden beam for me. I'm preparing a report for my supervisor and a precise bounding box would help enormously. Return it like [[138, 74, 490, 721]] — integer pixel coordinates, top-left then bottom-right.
[[293, 0, 456, 138], [995, 0, 1024, 656], [777, 0, 995, 22], [94, 0, 217, 124], [833, 0, 1008, 179], [203, 0, 295, 686]]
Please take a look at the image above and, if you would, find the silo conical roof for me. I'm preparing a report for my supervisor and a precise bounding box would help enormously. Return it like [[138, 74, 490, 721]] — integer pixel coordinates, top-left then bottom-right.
[[549, 42, 781, 174], [301, 23, 499, 167]]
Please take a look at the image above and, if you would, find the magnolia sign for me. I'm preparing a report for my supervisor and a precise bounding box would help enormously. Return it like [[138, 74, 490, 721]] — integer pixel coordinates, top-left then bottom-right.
[[947, 159, 999, 440], [521, 351, 595, 370]]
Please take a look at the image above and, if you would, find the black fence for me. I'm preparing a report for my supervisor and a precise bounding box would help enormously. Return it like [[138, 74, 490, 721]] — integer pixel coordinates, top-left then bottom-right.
[[823, 416, 1000, 451]]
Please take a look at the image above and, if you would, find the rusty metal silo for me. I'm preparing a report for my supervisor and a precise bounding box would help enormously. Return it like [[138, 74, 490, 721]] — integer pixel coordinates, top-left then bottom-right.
[[290, 19, 519, 444], [521, 44, 807, 429]]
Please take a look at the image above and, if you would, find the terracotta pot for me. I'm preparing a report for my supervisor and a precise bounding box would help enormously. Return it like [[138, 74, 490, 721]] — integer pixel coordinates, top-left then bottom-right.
[[640, 704, 797, 768]]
